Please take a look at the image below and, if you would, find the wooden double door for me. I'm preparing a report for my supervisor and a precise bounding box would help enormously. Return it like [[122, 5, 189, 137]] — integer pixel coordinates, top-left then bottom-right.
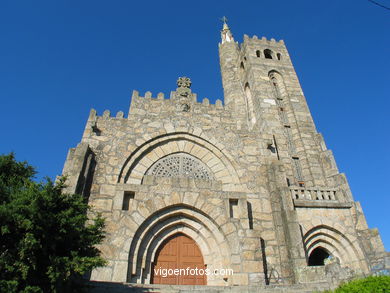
[[151, 233, 206, 285]]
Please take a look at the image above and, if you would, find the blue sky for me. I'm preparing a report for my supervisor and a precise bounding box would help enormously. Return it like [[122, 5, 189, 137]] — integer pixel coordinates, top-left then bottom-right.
[[1, 1, 389, 250]]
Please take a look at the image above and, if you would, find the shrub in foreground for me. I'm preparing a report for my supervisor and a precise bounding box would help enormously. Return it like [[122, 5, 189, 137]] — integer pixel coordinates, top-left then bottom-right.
[[0, 153, 106, 292], [331, 275, 390, 293]]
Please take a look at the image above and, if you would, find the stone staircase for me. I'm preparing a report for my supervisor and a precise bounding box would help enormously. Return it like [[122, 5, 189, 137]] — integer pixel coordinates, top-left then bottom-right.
[[85, 281, 334, 293]]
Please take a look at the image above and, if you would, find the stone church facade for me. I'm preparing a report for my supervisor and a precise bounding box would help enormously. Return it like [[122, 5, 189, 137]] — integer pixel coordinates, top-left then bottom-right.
[[62, 23, 389, 287]]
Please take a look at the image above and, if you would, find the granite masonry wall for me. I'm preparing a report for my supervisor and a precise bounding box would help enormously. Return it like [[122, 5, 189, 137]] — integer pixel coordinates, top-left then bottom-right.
[[62, 25, 389, 289]]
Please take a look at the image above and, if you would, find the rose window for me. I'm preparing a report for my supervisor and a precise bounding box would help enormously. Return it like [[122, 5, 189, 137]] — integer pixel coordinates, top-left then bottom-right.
[[146, 153, 213, 180]]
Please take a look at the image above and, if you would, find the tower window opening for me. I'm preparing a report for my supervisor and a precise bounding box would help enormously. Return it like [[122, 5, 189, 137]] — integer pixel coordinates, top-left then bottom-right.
[[308, 247, 330, 266], [277, 53, 282, 60], [264, 49, 273, 59], [256, 50, 261, 57]]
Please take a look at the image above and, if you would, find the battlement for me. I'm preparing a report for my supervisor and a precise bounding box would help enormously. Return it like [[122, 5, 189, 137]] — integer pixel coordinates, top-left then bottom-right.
[[84, 76, 226, 122], [243, 34, 285, 45], [132, 90, 197, 102], [84, 93, 225, 123], [127, 77, 225, 117], [85, 108, 125, 121], [131, 90, 223, 107], [129, 86, 226, 117]]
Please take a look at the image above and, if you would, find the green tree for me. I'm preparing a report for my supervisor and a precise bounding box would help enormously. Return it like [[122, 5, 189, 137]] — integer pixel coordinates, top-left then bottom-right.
[[0, 153, 106, 293]]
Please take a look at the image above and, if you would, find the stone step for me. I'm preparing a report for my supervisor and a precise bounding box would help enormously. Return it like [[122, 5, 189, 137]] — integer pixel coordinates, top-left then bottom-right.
[[86, 281, 333, 293]]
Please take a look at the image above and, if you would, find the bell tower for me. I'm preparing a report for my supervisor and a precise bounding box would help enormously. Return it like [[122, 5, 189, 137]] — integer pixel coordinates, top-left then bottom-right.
[[217, 21, 388, 283], [219, 20, 340, 188]]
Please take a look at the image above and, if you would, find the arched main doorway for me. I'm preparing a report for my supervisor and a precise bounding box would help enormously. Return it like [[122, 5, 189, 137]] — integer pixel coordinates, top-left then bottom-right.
[[151, 233, 207, 285]]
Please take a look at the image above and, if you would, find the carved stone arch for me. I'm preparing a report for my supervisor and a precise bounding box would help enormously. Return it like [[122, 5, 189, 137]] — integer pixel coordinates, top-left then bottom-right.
[[118, 133, 242, 191], [306, 237, 344, 265], [126, 204, 234, 286], [128, 206, 231, 274], [146, 224, 214, 272], [143, 224, 216, 284], [303, 225, 368, 273]]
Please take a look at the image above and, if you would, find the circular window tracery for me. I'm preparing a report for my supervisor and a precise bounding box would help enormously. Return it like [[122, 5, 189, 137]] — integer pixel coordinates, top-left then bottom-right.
[[146, 153, 214, 180]]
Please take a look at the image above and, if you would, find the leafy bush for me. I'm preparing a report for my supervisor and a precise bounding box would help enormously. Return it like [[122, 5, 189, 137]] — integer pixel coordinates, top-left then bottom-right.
[[0, 153, 106, 292], [332, 275, 390, 293]]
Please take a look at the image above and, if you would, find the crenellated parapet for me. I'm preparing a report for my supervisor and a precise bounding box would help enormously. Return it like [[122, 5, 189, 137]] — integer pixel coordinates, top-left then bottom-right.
[[128, 77, 226, 117], [84, 77, 227, 125], [243, 34, 285, 45], [80, 77, 233, 142], [129, 90, 225, 116]]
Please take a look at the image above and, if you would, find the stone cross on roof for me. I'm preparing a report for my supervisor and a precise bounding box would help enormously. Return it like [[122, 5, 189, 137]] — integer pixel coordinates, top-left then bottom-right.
[[177, 77, 191, 89], [176, 76, 193, 103]]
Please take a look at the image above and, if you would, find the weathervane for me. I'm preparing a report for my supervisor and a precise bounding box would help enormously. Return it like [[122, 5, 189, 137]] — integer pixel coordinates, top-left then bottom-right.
[[220, 16, 228, 25]]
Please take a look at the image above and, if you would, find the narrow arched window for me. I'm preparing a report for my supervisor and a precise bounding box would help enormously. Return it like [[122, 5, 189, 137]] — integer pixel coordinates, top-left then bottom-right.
[[269, 74, 282, 101], [308, 247, 330, 266], [268, 71, 287, 102], [277, 53, 282, 60], [244, 82, 256, 126], [264, 49, 273, 59], [256, 50, 261, 58], [240, 62, 245, 76]]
